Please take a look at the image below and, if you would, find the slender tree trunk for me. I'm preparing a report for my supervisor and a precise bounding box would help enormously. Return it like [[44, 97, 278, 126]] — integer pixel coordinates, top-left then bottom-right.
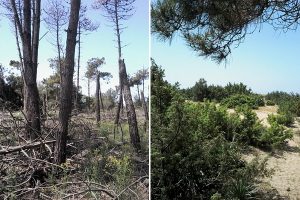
[[114, 0, 123, 129], [142, 75, 145, 110], [95, 73, 100, 123], [75, 24, 81, 109], [13, 0, 42, 139], [137, 84, 141, 105], [14, 20, 25, 103], [54, 0, 80, 164], [87, 78, 90, 112], [114, 84, 123, 127], [99, 77, 104, 111], [43, 93, 47, 117], [44, 85, 48, 119], [120, 59, 141, 150], [57, 19, 62, 84], [141, 91, 148, 122]]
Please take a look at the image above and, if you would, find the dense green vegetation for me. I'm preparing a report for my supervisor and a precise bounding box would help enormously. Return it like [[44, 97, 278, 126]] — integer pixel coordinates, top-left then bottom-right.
[[181, 79, 252, 101], [221, 94, 265, 109], [151, 60, 293, 199], [181, 78, 265, 109], [266, 91, 300, 117]]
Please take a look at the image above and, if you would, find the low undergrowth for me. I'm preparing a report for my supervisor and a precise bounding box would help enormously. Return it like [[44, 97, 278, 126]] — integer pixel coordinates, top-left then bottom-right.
[[151, 63, 292, 200], [0, 110, 149, 199]]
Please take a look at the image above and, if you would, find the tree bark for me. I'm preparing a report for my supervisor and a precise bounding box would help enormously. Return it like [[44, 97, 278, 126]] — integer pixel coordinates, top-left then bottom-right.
[[99, 77, 104, 111], [120, 59, 141, 150], [114, 0, 123, 130], [87, 78, 90, 112], [10, 0, 42, 139], [43, 93, 47, 118], [75, 24, 81, 110], [54, 0, 80, 164], [137, 84, 141, 105], [95, 73, 100, 123], [141, 91, 148, 122]]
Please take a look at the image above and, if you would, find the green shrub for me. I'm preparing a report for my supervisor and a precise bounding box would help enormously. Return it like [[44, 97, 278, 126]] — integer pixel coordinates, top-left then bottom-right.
[[258, 122, 293, 148], [266, 100, 275, 106], [151, 63, 273, 199], [221, 94, 264, 109], [152, 100, 268, 199], [267, 113, 294, 127], [227, 178, 257, 200], [266, 91, 300, 117], [233, 106, 264, 146]]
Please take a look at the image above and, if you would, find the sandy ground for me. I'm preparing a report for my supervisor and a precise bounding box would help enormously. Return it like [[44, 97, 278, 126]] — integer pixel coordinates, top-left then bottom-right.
[[263, 122, 300, 200], [254, 105, 278, 127], [245, 106, 300, 200]]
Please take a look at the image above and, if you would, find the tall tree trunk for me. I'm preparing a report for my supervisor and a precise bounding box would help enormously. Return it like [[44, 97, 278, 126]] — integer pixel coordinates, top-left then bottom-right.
[[141, 91, 148, 122], [54, 0, 80, 164], [114, 80, 123, 125], [87, 78, 90, 112], [136, 84, 141, 105], [99, 77, 104, 111], [120, 59, 141, 150], [13, 20, 25, 102], [57, 18, 62, 84], [42, 93, 47, 118], [114, 0, 123, 129], [95, 73, 100, 123], [11, 0, 42, 139], [142, 74, 145, 110], [75, 24, 81, 110]]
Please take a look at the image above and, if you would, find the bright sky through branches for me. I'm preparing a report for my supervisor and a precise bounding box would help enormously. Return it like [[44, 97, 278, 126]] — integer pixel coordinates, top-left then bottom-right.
[[152, 23, 300, 94], [0, 0, 149, 96]]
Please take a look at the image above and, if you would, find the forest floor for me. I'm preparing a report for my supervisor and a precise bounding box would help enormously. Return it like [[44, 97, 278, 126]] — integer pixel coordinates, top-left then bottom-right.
[[244, 106, 300, 200], [0, 108, 149, 199]]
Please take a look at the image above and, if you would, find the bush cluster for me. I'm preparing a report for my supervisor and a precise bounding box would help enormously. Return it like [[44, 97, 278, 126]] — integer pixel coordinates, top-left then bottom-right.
[[267, 113, 294, 127], [151, 62, 291, 199], [220, 94, 265, 109], [181, 78, 253, 102], [259, 122, 293, 148], [266, 100, 275, 106], [266, 91, 300, 117]]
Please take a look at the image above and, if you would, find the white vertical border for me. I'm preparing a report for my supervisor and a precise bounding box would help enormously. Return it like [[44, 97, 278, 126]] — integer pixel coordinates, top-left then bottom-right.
[[148, 0, 151, 199]]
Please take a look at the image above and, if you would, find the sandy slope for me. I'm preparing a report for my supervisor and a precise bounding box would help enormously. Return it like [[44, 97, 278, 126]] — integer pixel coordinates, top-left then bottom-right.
[[254, 105, 278, 127], [245, 106, 300, 200], [262, 121, 300, 200]]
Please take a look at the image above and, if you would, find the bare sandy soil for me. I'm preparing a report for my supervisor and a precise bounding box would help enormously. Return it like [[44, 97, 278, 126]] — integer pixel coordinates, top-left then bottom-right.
[[245, 106, 300, 200], [254, 105, 278, 127]]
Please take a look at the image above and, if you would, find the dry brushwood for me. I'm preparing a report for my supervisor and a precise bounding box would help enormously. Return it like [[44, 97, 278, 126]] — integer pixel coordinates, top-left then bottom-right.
[[0, 103, 148, 199], [0, 140, 56, 155]]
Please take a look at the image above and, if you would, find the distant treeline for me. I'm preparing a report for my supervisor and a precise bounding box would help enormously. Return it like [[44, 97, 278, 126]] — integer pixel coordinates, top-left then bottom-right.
[[181, 78, 252, 102], [180, 79, 265, 109], [180, 78, 300, 125], [266, 91, 300, 116]]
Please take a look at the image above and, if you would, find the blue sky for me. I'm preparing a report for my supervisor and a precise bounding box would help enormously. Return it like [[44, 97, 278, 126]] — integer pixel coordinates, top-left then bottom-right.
[[0, 0, 149, 96], [152, 22, 300, 94]]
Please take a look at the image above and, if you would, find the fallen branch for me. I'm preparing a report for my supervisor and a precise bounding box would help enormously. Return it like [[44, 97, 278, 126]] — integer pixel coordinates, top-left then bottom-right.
[[115, 176, 149, 199], [0, 137, 106, 155], [0, 140, 56, 155]]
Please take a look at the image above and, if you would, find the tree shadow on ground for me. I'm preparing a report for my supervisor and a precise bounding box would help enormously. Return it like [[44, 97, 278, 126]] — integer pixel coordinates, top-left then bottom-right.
[[257, 187, 290, 200]]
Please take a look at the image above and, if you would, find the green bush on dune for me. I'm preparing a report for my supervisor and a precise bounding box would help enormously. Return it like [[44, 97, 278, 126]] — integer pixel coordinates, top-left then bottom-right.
[[221, 94, 265, 109], [267, 113, 294, 127], [259, 122, 293, 148], [151, 62, 293, 200]]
